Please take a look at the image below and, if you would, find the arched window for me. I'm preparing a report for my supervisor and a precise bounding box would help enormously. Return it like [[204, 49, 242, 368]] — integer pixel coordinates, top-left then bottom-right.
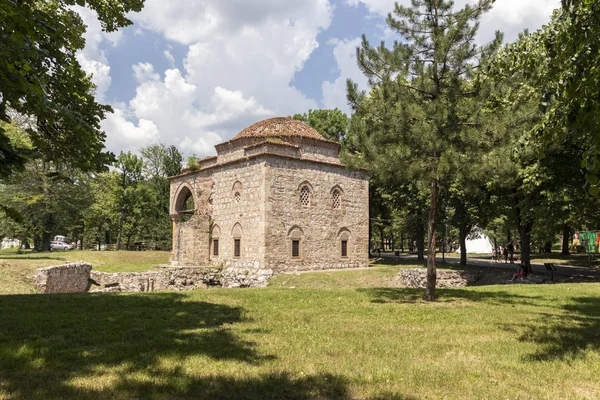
[[174, 185, 195, 222], [288, 226, 304, 259], [300, 186, 310, 206], [211, 224, 221, 257], [233, 181, 243, 204], [332, 189, 341, 210], [232, 223, 243, 258], [338, 229, 350, 258]]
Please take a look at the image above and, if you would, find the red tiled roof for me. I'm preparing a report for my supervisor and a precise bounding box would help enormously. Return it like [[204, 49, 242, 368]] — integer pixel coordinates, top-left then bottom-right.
[[231, 117, 330, 142]]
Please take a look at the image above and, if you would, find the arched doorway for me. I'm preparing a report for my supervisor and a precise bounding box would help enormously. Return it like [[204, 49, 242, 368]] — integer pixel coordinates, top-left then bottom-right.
[[174, 185, 195, 222]]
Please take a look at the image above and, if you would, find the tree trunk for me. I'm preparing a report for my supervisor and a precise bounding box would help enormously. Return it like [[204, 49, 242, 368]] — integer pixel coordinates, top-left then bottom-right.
[[561, 225, 570, 255], [543, 241, 552, 254], [33, 235, 41, 252], [519, 222, 533, 274], [116, 210, 125, 251], [416, 224, 425, 261], [379, 226, 385, 251], [459, 226, 468, 266], [41, 231, 51, 252], [400, 232, 404, 253], [426, 180, 438, 301]]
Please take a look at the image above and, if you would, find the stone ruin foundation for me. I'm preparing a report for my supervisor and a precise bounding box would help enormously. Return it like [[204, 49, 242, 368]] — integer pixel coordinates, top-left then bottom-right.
[[33, 263, 273, 294], [398, 268, 480, 289]]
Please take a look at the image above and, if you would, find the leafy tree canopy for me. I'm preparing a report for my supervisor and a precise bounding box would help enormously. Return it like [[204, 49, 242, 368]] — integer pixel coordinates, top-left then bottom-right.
[[488, 0, 600, 194], [0, 0, 144, 179], [347, 0, 500, 300], [292, 109, 349, 143]]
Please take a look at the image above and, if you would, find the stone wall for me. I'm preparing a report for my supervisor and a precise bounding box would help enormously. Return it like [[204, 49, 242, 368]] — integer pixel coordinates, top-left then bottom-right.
[[89, 268, 221, 292], [209, 159, 266, 267], [170, 176, 212, 266], [89, 266, 273, 292], [169, 135, 369, 272], [33, 262, 93, 293], [264, 157, 369, 271], [399, 268, 479, 288], [32, 264, 273, 294]]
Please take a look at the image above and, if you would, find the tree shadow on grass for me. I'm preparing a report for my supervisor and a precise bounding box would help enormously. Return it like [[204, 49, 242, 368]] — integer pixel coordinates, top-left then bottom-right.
[[517, 295, 600, 362], [359, 287, 543, 306], [0, 292, 276, 399], [64, 370, 421, 400]]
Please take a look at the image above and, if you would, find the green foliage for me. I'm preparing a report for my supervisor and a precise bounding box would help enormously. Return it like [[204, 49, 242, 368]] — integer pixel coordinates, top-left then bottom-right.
[[82, 145, 182, 250], [0, 160, 93, 251], [488, 1, 600, 194], [292, 109, 348, 142], [347, 0, 500, 299], [0, 0, 144, 179], [187, 155, 200, 171]]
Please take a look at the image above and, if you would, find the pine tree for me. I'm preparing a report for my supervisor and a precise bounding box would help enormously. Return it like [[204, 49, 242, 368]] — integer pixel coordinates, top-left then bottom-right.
[[347, 0, 501, 300]]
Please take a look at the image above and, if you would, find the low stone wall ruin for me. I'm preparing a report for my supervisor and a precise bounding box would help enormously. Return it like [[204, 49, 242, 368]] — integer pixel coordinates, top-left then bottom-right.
[[399, 268, 479, 288], [33, 262, 93, 293], [32, 263, 273, 294]]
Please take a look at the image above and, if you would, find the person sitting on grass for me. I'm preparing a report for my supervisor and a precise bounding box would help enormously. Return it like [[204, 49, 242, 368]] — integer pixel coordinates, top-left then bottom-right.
[[511, 263, 529, 281]]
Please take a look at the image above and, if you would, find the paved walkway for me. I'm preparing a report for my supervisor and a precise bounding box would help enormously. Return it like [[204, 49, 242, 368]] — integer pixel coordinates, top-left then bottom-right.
[[382, 253, 600, 279]]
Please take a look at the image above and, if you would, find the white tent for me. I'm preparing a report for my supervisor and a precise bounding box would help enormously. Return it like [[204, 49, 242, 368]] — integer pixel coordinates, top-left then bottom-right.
[[455, 233, 494, 254]]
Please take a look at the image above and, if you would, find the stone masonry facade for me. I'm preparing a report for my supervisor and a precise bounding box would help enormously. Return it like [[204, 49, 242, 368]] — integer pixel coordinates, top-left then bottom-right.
[[169, 117, 369, 272]]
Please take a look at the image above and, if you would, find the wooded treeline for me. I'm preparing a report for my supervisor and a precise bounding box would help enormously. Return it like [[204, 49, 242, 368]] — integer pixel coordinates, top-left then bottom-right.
[[341, 0, 600, 299], [1, 0, 599, 299], [297, 1, 600, 299], [0, 137, 182, 252]]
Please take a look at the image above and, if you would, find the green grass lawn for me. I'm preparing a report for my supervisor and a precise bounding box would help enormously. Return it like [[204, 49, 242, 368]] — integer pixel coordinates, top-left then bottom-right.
[[1, 252, 600, 399], [0, 249, 170, 295]]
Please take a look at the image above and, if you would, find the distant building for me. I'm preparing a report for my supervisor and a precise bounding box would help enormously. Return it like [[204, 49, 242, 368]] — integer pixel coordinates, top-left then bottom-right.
[[168, 117, 369, 271]]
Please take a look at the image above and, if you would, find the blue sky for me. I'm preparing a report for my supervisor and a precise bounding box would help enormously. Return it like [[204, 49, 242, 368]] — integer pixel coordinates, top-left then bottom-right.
[[75, 0, 560, 157]]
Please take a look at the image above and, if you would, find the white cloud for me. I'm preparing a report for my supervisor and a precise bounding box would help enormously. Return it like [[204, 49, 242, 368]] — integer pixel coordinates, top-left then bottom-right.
[[163, 49, 176, 67], [321, 0, 559, 113], [321, 38, 368, 115], [345, 0, 559, 45], [102, 108, 160, 153], [476, 0, 559, 44], [105, 63, 274, 156], [133, 0, 331, 45], [73, 6, 122, 102], [98, 0, 333, 157]]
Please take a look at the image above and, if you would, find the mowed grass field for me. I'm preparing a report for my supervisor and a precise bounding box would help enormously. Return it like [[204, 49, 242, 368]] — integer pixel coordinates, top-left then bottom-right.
[[0, 249, 169, 294], [1, 250, 600, 399]]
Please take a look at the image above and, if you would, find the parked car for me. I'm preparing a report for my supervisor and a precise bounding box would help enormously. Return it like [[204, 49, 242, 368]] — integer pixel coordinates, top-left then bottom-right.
[[50, 241, 75, 250]]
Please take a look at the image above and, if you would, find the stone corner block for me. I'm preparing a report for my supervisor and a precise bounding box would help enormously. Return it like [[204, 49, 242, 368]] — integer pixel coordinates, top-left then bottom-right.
[[33, 262, 93, 294]]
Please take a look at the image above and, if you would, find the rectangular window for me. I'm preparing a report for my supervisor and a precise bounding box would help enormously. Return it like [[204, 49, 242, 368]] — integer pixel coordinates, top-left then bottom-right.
[[234, 239, 241, 257], [341, 240, 348, 257], [213, 239, 219, 256], [292, 240, 300, 258]]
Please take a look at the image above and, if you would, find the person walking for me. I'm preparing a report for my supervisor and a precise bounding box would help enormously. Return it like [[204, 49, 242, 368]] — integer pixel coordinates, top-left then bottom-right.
[[503, 245, 509, 264], [508, 241, 515, 264]]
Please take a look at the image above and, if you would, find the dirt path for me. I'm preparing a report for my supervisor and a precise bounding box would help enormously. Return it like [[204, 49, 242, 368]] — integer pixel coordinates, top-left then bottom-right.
[[384, 253, 600, 280]]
